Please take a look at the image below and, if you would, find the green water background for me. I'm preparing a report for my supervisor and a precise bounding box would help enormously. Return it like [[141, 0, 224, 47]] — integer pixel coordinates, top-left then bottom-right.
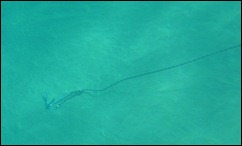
[[1, 1, 241, 145]]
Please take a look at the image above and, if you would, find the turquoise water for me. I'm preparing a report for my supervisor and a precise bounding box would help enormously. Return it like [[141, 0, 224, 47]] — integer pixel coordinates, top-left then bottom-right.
[[1, 2, 241, 145]]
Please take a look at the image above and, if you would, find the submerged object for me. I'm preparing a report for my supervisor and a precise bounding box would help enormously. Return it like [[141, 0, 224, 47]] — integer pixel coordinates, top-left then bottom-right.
[[44, 90, 84, 109]]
